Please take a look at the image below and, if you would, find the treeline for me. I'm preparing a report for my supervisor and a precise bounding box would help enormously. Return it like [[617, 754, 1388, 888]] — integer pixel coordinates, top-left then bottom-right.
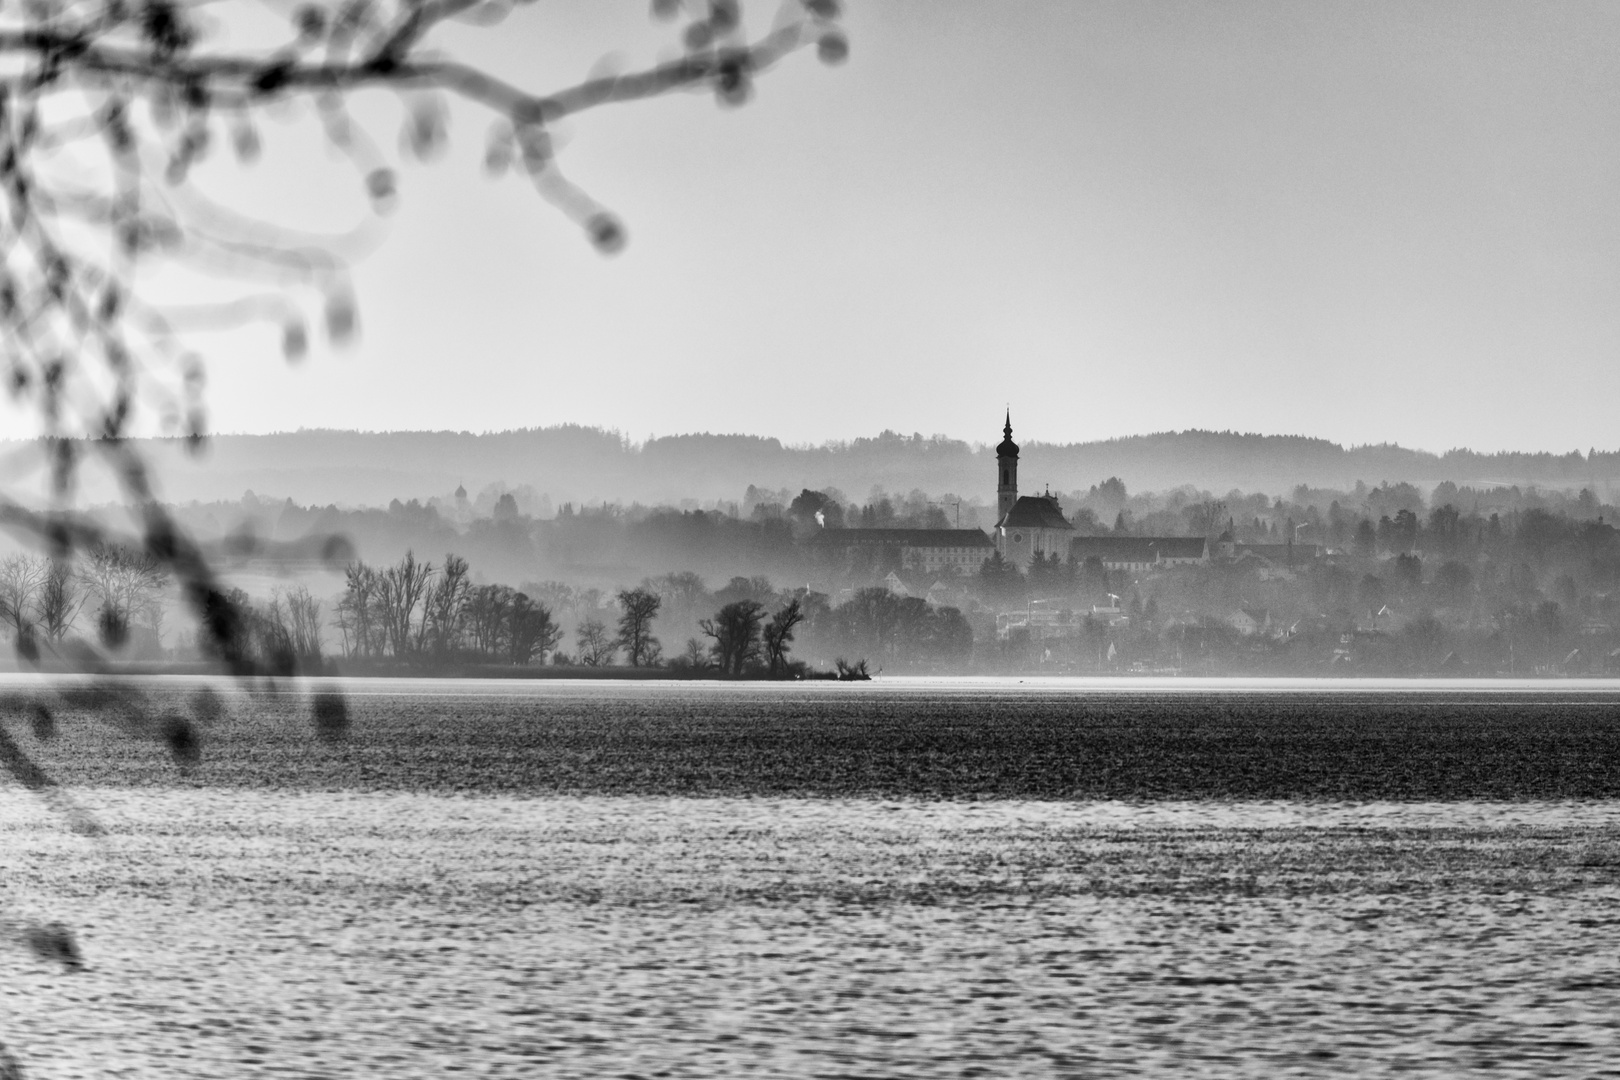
[[43, 425, 1620, 509], [305, 555, 977, 675], [1051, 476, 1619, 544], [977, 500, 1620, 676], [634, 572, 974, 674], [332, 554, 563, 666], [0, 546, 169, 660], [165, 473, 1620, 596]]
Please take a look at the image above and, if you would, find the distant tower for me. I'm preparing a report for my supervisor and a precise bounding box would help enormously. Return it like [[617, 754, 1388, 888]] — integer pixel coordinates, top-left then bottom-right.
[[996, 410, 1019, 522]]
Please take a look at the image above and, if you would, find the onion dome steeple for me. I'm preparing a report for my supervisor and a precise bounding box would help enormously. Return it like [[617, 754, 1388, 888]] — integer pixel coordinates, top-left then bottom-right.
[[996, 409, 1018, 457], [995, 409, 1019, 523]]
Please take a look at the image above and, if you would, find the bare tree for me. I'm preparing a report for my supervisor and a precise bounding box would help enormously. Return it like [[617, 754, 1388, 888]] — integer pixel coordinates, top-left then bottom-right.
[[80, 543, 167, 649], [700, 598, 765, 676], [616, 587, 663, 667], [762, 595, 805, 677], [0, 554, 45, 641], [529, 581, 576, 618], [375, 550, 432, 657], [575, 618, 616, 667], [507, 592, 559, 666], [1185, 500, 1229, 540], [337, 561, 380, 658], [678, 636, 711, 671], [261, 593, 295, 671], [466, 583, 513, 660], [35, 559, 86, 642], [647, 572, 711, 611], [284, 585, 324, 663], [573, 587, 607, 625], [424, 553, 471, 658]]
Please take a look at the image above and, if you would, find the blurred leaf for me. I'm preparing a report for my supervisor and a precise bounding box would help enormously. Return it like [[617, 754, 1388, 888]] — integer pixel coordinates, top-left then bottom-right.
[[587, 213, 625, 254], [282, 321, 308, 361], [313, 690, 349, 742], [321, 533, 357, 566], [402, 99, 448, 161], [293, 4, 327, 41], [516, 126, 551, 174], [23, 921, 81, 970], [366, 168, 398, 213], [683, 21, 712, 50], [708, 0, 738, 33], [484, 132, 513, 177], [231, 120, 261, 163], [817, 31, 848, 65], [185, 413, 208, 454], [715, 54, 751, 106], [163, 715, 200, 769], [324, 293, 357, 345], [460, 1, 512, 26]]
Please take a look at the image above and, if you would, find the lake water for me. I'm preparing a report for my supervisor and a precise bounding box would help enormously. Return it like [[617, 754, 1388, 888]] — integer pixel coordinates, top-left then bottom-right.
[[2, 678, 1619, 1077]]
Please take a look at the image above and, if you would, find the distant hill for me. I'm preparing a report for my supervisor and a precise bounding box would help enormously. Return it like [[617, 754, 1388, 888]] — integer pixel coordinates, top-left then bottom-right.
[[13, 427, 1620, 509]]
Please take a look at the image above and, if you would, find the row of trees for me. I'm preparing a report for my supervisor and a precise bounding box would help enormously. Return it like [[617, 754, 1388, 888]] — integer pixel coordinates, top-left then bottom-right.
[[650, 578, 971, 673], [808, 588, 973, 669], [332, 553, 563, 666], [0, 547, 169, 656], [217, 586, 325, 673], [687, 596, 807, 676], [326, 552, 685, 670], [0, 542, 839, 675], [999, 598, 1598, 677]]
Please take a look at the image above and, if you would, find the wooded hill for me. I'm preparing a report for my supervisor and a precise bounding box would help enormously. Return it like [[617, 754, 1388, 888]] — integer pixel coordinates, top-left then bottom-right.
[[17, 426, 1619, 510]]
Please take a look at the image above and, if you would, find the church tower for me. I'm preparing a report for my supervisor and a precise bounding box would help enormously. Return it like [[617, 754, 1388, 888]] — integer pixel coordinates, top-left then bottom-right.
[[996, 410, 1019, 522]]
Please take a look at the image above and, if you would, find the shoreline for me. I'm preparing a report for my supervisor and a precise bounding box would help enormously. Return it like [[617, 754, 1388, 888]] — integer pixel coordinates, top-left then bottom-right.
[[0, 662, 1615, 685]]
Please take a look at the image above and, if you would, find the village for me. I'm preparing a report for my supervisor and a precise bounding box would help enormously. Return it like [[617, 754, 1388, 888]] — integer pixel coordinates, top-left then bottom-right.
[[785, 413, 1620, 675]]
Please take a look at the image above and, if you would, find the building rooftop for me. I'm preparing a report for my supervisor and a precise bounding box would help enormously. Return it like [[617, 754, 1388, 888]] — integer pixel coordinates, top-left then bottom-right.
[[806, 528, 994, 548], [1232, 542, 1322, 560], [998, 495, 1074, 531], [1070, 536, 1208, 560]]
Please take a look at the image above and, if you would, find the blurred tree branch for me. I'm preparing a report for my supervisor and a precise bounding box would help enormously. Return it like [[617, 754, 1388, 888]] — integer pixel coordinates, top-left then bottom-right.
[[0, 0, 844, 674]]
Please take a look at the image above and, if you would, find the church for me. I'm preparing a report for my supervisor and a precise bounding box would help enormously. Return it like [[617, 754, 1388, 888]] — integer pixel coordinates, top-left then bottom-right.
[[993, 412, 1074, 571], [805, 412, 1085, 578]]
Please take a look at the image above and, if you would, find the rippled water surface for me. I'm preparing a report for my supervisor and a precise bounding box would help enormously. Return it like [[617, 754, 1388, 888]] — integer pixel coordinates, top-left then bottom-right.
[[2, 679, 1619, 1077]]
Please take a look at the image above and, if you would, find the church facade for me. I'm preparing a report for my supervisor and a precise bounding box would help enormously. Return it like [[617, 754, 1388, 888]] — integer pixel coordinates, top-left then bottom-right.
[[993, 412, 1075, 571]]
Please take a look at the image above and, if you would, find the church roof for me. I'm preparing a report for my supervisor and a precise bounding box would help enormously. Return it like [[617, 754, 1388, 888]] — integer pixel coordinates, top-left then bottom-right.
[[998, 495, 1074, 531]]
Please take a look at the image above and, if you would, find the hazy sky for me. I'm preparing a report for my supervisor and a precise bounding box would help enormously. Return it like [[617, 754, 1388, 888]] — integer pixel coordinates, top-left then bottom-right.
[[51, 2, 1620, 453]]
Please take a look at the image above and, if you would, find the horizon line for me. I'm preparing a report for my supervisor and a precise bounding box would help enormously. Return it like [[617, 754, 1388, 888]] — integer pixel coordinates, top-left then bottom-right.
[[5, 425, 1612, 461]]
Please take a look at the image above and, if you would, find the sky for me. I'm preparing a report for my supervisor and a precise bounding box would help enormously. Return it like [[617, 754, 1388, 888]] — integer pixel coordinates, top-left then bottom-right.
[[24, 1, 1620, 454]]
